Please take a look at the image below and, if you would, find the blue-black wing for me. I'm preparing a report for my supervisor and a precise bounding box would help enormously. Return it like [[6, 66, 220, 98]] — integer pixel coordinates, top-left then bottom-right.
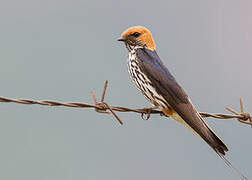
[[135, 48, 228, 155]]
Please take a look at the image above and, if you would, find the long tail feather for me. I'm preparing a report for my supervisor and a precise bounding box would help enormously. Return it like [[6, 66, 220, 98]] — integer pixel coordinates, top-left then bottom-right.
[[216, 151, 248, 180]]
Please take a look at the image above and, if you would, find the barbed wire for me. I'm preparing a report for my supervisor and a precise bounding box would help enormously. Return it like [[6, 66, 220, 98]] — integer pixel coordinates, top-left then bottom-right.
[[0, 80, 251, 126]]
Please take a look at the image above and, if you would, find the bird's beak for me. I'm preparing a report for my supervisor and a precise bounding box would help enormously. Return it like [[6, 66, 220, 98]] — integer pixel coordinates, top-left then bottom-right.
[[117, 37, 126, 41]]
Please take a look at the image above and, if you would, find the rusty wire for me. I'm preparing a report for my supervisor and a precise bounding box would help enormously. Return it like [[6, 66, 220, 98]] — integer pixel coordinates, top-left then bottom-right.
[[0, 80, 251, 126]]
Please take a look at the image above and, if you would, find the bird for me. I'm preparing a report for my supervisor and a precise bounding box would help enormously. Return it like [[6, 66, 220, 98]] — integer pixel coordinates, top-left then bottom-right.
[[118, 26, 247, 180]]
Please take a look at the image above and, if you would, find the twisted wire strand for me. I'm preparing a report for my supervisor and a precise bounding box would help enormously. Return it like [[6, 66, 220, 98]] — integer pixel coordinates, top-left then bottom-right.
[[0, 81, 251, 126]]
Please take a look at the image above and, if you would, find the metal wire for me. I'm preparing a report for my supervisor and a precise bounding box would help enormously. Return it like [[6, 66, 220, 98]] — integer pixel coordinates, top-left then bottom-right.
[[0, 81, 251, 126]]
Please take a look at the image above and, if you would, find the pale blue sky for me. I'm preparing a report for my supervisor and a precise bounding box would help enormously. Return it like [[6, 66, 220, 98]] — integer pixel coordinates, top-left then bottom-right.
[[0, 0, 251, 180]]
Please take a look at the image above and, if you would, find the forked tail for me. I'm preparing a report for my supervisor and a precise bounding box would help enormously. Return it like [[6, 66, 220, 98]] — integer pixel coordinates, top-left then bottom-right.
[[216, 151, 248, 180]]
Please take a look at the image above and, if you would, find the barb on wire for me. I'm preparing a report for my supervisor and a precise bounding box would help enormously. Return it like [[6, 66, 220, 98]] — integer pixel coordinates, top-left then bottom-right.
[[0, 81, 251, 127]]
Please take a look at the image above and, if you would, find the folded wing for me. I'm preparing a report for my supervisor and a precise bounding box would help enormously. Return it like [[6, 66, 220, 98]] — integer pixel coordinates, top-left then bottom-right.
[[135, 48, 228, 155]]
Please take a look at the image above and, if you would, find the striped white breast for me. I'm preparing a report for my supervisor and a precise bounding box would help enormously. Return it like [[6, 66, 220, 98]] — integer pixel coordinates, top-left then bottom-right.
[[127, 48, 170, 109], [127, 48, 196, 133]]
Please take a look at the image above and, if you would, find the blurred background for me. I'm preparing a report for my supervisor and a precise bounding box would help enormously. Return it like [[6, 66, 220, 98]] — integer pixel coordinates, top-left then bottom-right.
[[0, 0, 251, 180]]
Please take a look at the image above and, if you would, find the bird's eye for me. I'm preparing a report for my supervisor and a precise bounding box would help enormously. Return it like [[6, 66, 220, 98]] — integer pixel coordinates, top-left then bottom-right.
[[132, 32, 140, 37]]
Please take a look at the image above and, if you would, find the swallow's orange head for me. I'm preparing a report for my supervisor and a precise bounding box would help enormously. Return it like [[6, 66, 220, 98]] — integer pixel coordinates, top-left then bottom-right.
[[118, 26, 156, 51]]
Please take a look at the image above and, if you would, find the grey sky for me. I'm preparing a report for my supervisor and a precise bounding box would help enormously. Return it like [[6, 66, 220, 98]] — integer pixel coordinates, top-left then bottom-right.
[[0, 0, 251, 180]]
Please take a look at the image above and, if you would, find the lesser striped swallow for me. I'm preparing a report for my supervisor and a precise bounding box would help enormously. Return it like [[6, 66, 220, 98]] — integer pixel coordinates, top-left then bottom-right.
[[118, 26, 247, 180]]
